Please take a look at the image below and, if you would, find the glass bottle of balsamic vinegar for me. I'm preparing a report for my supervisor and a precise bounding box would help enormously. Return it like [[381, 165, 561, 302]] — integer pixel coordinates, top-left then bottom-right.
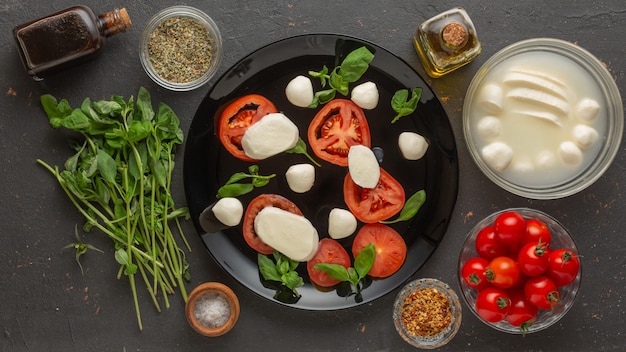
[[414, 8, 481, 78], [13, 6, 132, 80]]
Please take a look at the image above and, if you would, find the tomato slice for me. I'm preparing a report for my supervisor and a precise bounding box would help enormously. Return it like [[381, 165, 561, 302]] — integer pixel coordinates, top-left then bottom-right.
[[343, 167, 405, 223], [351, 223, 407, 278], [307, 99, 371, 166], [217, 94, 278, 161], [307, 238, 351, 287], [242, 194, 302, 254]]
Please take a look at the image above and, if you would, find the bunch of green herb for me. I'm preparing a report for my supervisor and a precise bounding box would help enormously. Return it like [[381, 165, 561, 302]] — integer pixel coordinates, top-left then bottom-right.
[[391, 87, 422, 123], [314, 243, 376, 303], [217, 165, 276, 198], [37, 87, 190, 330], [258, 251, 304, 304], [308, 46, 375, 108], [380, 189, 426, 224]]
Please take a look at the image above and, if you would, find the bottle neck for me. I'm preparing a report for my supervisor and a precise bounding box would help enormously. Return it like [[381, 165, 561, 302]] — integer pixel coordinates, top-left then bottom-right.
[[98, 8, 132, 37]]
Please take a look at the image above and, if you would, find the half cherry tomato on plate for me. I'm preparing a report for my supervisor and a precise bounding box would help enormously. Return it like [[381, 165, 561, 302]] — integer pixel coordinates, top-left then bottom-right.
[[242, 194, 302, 254], [307, 238, 351, 287], [351, 223, 407, 278], [307, 99, 371, 166], [217, 94, 278, 161], [343, 167, 405, 223]]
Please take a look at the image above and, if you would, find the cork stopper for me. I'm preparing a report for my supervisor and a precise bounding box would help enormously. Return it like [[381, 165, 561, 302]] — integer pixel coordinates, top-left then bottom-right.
[[118, 8, 133, 29], [441, 22, 468, 48]]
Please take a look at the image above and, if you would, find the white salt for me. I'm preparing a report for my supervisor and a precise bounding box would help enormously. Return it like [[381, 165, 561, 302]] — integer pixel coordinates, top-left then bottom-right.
[[193, 292, 231, 329]]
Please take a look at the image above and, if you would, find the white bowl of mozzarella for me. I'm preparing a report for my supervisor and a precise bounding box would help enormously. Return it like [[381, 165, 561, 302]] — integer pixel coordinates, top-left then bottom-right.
[[463, 38, 623, 199]]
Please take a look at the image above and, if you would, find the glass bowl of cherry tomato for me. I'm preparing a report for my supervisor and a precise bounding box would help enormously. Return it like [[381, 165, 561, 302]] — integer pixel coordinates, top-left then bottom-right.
[[457, 208, 581, 334]]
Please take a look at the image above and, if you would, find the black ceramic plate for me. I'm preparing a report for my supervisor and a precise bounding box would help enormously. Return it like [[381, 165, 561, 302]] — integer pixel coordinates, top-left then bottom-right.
[[183, 34, 458, 310]]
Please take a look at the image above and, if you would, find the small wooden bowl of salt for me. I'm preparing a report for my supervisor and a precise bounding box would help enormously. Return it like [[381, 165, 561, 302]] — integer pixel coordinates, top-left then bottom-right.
[[185, 282, 240, 337]]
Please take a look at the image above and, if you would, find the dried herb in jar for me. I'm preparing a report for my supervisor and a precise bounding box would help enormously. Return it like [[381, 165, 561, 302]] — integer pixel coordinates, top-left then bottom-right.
[[401, 287, 452, 337], [148, 16, 214, 83]]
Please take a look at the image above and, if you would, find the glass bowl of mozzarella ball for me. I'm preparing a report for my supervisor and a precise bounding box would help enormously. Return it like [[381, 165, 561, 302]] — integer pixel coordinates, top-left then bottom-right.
[[463, 38, 623, 199]]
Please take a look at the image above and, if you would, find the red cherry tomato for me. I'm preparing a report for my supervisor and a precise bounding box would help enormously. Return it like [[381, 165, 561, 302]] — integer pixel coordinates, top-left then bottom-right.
[[524, 276, 560, 310], [307, 99, 371, 166], [343, 168, 405, 223], [475, 287, 511, 322], [505, 289, 538, 330], [217, 94, 278, 161], [475, 225, 510, 260], [484, 256, 521, 289], [307, 238, 351, 287], [494, 211, 526, 247], [461, 257, 490, 290], [351, 223, 407, 278], [546, 249, 580, 286], [523, 219, 552, 246], [242, 194, 302, 254], [517, 241, 550, 277]]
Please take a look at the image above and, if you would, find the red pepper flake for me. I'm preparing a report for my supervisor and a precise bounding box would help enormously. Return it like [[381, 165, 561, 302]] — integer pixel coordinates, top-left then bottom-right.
[[400, 287, 452, 337]]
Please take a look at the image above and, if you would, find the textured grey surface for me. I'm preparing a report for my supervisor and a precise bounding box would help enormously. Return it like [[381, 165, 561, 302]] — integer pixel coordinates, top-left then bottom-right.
[[1, 1, 625, 351]]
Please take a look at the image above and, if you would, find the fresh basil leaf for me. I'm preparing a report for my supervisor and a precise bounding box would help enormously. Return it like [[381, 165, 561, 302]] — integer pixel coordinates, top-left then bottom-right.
[[391, 87, 422, 123], [258, 254, 282, 282], [281, 271, 304, 291], [217, 183, 254, 198], [354, 243, 376, 278], [380, 189, 426, 224], [314, 263, 351, 282], [96, 149, 117, 183], [338, 46, 374, 83], [285, 138, 321, 167]]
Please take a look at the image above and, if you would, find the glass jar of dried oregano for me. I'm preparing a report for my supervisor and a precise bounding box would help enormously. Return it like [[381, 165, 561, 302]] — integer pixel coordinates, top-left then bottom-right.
[[140, 6, 222, 91]]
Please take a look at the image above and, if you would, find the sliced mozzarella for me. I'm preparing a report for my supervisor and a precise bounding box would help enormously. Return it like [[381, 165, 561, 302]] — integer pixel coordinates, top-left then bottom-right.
[[510, 67, 568, 89], [558, 141, 583, 166], [253, 206, 319, 262], [477, 116, 501, 140], [503, 71, 569, 100], [347, 145, 380, 188], [350, 81, 379, 110], [241, 113, 299, 160], [285, 75, 314, 108], [576, 98, 600, 123], [212, 197, 244, 227], [506, 87, 569, 116], [398, 131, 428, 160], [572, 124, 599, 149], [482, 142, 513, 172], [285, 164, 315, 193], [477, 83, 504, 114], [328, 208, 357, 240], [513, 110, 562, 127]]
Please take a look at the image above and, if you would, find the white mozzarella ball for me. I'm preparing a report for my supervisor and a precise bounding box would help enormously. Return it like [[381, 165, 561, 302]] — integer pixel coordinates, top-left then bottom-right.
[[328, 208, 357, 240], [482, 142, 513, 172], [285, 164, 315, 193], [477, 116, 501, 139], [350, 81, 379, 110], [285, 75, 314, 107], [558, 141, 583, 166], [347, 145, 380, 188], [477, 83, 503, 114], [398, 132, 429, 160], [571, 124, 599, 149], [576, 98, 600, 123], [211, 197, 244, 227]]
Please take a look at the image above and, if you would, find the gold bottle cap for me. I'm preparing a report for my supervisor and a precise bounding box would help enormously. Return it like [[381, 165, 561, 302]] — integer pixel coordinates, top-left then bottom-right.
[[442, 22, 468, 47]]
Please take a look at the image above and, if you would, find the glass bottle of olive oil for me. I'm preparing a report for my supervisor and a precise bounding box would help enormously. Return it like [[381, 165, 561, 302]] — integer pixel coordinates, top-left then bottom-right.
[[414, 8, 481, 78], [13, 6, 132, 80]]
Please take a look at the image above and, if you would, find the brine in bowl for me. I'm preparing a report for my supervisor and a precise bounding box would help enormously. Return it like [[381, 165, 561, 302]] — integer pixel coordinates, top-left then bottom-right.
[[463, 38, 623, 199]]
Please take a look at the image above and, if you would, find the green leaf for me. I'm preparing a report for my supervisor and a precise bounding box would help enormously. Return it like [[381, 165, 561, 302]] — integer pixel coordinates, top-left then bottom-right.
[[391, 87, 422, 123], [338, 46, 375, 83], [136, 86, 155, 121], [285, 138, 321, 167], [258, 254, 283, 282], [354, 243, 376, 278], [380, 190, 426, 224], [127, 121, 151, 142], [314, 263, 351, 282], [93, 100, 122, 116], [281, 271, 304, 291], [97, 149, 117, 183]]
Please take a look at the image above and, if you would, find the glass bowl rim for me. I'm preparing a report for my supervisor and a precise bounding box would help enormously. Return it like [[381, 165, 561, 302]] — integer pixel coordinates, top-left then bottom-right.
[[139, 5, 223, 92], [457, 207, 581, 334], [462, 37, 623, 200]]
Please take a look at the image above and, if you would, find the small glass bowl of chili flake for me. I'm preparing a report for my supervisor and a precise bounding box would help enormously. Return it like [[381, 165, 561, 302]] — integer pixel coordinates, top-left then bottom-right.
[[140, 6, 223, 91], [393, 278, 462, 349]]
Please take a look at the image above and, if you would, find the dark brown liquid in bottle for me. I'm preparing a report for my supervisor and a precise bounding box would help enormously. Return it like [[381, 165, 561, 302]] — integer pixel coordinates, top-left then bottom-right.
[[13, 6, 131, 80]]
